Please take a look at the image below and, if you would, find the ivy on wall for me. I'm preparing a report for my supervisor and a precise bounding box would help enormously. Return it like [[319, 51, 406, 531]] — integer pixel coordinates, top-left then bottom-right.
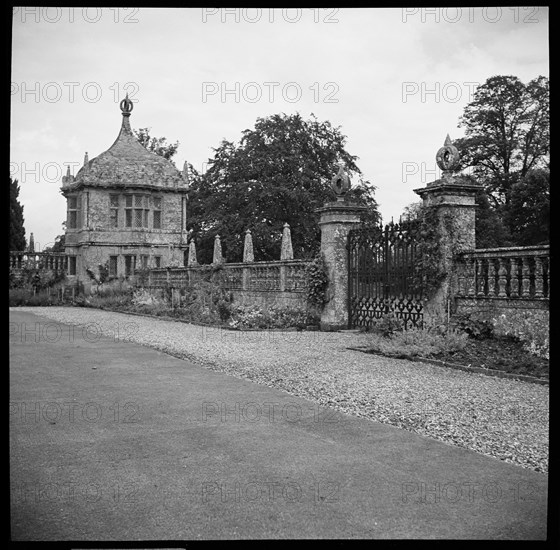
[[413, 205, 458, 301], [305, 254, 329, 310]]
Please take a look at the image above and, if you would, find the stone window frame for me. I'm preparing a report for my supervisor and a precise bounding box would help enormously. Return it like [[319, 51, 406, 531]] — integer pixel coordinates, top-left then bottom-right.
[[67, 195, 81, 229], [109, 195, 119, 228], [154, 256, 162, 268], [153, 195, 163, 229], [109, 255, 118, 278], [124, 254, 136, 277], [125, 195, 133, 227], [134, 195, 148, 229], [124, 194, 150, 229], [68, 255, 77, 275], [139, 255, 149, 269]]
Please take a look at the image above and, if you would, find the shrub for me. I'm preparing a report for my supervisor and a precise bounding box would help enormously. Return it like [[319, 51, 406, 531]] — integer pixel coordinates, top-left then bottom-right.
[[367, 312, 405, 337], [25, 292, 59, 307], [9, 289, 63, 307], [79, 286, 134, 310], [452, 313, 494, 340], [365, 325, 468, 358], [492, 312, 549, 360], [217, 299, 233, 322], [131, 288, 165, 307], [9, 288, 32, 306], [228, 304, 318, 330], [170, 265, 233, 323], [228, 305, 268, 329]]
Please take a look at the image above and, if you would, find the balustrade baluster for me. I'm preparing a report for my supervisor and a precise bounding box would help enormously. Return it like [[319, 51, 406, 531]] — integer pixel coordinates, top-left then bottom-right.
[[497, 258, 507, 297], [456, 257, 466, 296], [476, 258, 485, 296], [458, 257, 466, 296], [534, 257, 544, 298], [520, 257, 531, 298], [466, 257, 476, 297], [509, 258, 519, 298], [487, 258, 497, 296]]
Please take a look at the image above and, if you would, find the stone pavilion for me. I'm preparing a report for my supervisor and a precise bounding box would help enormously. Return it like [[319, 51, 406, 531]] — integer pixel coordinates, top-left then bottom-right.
[[60, 96, 189, 290]]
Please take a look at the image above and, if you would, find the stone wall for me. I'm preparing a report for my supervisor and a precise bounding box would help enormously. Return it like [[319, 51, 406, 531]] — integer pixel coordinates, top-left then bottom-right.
[[143, 260, 310, 310]]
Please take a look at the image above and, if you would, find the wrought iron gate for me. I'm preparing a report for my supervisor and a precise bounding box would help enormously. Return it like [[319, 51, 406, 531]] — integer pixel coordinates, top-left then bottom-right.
[[347, 221, 424, 329]]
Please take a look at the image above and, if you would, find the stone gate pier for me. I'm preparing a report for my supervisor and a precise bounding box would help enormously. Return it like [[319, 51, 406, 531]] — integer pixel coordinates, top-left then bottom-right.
[[413, 135, 481, 324], [316, 166, 366, 330]]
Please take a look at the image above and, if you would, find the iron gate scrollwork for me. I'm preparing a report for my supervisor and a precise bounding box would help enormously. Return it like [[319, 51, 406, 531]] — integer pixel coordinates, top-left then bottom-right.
[[348, 221, 424, 329]]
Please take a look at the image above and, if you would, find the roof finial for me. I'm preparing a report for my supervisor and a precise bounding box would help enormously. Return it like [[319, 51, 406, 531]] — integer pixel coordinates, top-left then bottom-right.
[[119, 94, 133, 135], [120, 93, 133, 116], [62, 164, 75, 186]]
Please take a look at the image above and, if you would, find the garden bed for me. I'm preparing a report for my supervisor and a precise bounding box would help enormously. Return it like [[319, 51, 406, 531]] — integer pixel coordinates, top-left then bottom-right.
[[350, 336, 548, 383]]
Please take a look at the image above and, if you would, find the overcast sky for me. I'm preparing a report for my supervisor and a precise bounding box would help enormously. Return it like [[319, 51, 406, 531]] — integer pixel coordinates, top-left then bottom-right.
[[10, 7, 549, 250]]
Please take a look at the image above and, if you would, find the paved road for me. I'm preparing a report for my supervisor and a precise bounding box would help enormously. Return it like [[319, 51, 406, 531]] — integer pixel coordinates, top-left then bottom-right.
[[9, 310, 548, 540]]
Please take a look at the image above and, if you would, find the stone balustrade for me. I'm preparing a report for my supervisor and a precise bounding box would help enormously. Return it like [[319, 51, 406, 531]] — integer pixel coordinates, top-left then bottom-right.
[[455, 245, 549, 301], [9, 251, 68, 273]]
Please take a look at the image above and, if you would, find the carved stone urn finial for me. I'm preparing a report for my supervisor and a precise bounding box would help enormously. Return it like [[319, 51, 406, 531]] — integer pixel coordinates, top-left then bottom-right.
[[436, 134, 460, 178], [331, 164, 351, 201], [119, 93, 133, 116]]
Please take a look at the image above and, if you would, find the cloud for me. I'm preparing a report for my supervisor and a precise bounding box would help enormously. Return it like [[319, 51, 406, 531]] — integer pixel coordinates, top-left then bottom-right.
[[11, 7, 549, 241]]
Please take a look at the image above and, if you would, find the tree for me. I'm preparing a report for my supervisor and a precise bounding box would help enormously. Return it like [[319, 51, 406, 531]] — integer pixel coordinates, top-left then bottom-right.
[[453, 75, 549, 246], [474, 189, 514, 249], [400, 201, 423, 222], [10, 177, 26, 251], [503, 168, 549, 246], [133, 127, 179, 161], [43, 231, 66, 253], [187, 113, 379, 263], [455, 75, 549, 208]]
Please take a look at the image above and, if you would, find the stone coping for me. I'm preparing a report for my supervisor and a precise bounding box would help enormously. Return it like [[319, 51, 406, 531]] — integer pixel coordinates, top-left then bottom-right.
[[149, 259, 311, 271], [315, 201, 368, 213], [458, 245, 549, 257]]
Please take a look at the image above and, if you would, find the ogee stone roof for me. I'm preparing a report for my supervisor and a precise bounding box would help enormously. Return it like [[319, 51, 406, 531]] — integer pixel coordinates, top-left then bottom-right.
[[62, 96, 187, 191]]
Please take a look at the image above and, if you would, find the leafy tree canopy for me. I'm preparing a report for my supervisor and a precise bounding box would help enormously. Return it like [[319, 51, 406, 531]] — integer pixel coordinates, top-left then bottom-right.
[[455, 75, 549, 207], [503, 168, 549, 246], [187, 112, 379, 263], [134, 127, 179, 161]]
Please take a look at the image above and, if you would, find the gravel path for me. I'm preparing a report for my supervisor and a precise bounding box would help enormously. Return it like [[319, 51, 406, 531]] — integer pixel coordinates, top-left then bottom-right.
[[13, 306, 549, 474]]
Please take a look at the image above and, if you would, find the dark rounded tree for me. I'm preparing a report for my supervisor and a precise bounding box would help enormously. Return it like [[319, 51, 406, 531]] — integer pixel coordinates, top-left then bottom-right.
[[187, 113, 379, 263], [10, 178, 26, 251]]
